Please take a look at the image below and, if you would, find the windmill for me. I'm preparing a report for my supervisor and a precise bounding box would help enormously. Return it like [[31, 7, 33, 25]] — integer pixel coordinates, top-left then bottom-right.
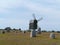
[[29, 13, 43, 30], [29, 13, 43, 37]]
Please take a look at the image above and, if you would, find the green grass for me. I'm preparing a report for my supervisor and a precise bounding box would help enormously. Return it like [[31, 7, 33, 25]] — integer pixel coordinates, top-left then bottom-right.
[[0, 31, 60, 45]]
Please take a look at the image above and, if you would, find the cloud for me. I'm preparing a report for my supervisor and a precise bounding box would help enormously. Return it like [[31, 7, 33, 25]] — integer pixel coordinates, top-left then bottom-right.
[[0, 0, 24, 13], [0, 0, 57, 14], [0, 0, 60, 30], [25, 0, 56, 14], [0, 0, 23, 8]]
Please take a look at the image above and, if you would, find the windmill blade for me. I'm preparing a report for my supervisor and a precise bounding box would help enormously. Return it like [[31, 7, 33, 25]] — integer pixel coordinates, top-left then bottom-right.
[[32, 13, 36, 19], [37, 17, 43, 21]]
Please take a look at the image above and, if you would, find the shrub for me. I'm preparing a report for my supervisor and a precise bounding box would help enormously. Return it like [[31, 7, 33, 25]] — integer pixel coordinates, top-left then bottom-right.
[[42, 30, 47, 32], [51, 30, 55, 32], [2, 31, 5, 34], [57, 31, 60, 33], [5, 27, 11, 32]]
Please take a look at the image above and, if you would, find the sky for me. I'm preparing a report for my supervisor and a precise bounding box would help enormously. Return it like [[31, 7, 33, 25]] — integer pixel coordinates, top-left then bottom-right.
[[0, 0, 60, 31]]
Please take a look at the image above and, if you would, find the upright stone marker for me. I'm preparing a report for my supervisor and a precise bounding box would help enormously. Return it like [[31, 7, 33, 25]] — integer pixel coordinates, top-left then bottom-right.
[[2, 31, 5, 34], [50, 33, 55, 39], [30, 29, 36, 37], [37, 27, 41, 34]]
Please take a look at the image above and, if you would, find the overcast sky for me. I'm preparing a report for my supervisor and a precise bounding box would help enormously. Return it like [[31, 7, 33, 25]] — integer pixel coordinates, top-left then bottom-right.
[[0, 0, 60, 31]]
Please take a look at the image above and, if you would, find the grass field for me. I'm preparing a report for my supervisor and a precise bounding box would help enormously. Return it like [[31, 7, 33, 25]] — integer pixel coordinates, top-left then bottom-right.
[[0, 31, 60, 45]]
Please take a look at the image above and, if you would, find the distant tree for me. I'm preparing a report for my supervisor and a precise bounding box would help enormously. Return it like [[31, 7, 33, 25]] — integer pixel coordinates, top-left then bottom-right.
[[27, 30, 31, 32], [0, 29, 3, 30], [57, 31, 60, 33], [5, 27, 11, 32], [51, 30, 55, 32], [48, 31, 51, 32], [13, 28, 16, 30], [19, 28, 22, 32], [19, 28, 21, 30], [42, 30, 47, 32], [5, 27, 11, 30]]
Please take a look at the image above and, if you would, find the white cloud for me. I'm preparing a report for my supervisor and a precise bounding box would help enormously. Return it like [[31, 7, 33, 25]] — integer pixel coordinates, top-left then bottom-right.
[[23, 0, 56, 15], [0, 0, 24, 13], [0, 0, 23, 8], [0, 0, 60, 30], [0, 0, 58, 14]]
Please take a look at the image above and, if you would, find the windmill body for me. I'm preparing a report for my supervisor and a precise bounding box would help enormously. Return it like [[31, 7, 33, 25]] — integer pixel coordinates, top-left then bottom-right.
[[29, 19, 37, 29], [29, 14, 43, 37]]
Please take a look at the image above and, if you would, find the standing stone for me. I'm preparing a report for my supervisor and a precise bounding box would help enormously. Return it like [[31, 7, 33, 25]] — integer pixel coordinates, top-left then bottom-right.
[[30, 29, 36, 37], [2, 31, 5, 34], [50, 33, 55, 39], [23, 31, 26, 33], [37, 27, 41, 34]]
